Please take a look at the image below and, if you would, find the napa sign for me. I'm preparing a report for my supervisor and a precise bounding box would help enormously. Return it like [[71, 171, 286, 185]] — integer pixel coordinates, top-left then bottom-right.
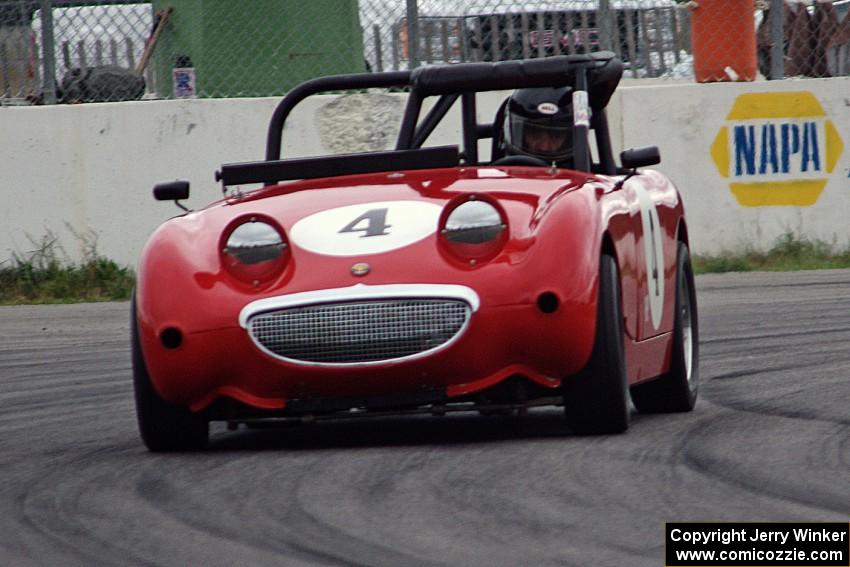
[[711, 92, 843, 207]]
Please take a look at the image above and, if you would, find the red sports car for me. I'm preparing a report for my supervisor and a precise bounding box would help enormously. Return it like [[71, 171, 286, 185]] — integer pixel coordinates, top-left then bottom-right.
[[133, 52, 698, 451]]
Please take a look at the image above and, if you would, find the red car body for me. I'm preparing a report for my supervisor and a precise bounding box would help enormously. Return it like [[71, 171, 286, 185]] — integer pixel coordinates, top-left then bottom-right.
[[133, 53, 698, 451], [138, 168, 682, 407]]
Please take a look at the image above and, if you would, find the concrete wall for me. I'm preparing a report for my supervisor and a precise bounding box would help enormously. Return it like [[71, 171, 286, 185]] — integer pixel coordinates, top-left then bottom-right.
[[610, 78, 850, 254], [2, 77, 849, 268]]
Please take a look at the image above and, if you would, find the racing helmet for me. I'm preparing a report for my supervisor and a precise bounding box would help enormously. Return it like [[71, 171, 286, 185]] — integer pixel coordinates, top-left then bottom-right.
[[503, 87, 574, 162]]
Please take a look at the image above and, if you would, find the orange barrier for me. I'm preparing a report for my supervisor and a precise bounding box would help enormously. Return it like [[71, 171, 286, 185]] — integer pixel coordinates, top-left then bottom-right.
[[691, 0, 758, 82]]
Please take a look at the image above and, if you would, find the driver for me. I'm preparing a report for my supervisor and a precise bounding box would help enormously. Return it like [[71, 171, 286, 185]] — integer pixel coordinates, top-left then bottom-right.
[[500, 86, 574, 166]]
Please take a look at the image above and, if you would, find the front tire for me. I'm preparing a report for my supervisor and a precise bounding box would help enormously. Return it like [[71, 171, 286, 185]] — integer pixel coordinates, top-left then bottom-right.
[[562, 253, 630, 435], [630, 241, 699, 413], [131, 295, 209, 452]]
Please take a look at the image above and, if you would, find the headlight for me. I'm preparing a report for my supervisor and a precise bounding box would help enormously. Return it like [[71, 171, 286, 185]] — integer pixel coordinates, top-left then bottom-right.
[[443, 200, 506, 243], [221, 217, 289, 285], [225, 221, 285, 264], [439, 196, 507, 265]]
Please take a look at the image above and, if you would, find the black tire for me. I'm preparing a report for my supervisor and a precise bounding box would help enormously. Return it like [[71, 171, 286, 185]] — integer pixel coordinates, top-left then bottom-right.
[[131, 294, 209, 452], [630, 242, 699, 413], [562, 254, 630, 435]]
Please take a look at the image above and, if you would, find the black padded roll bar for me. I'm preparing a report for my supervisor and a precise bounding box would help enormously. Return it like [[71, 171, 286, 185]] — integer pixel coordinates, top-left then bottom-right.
[[265, 71, 411, 162], [220, 146, 460, 187], [411, 55, 582, 95], [572, 66, 591, 173], [264, 52, 623, 163]]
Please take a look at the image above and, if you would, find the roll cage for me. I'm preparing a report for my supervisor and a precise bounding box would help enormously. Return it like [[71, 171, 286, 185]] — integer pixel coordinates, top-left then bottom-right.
[[217, 52, 624, 188]]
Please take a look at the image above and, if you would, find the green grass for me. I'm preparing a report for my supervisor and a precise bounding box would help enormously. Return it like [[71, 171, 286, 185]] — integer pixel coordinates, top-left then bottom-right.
[[694, 232, 850, 274], [0, 232, 135, 305]]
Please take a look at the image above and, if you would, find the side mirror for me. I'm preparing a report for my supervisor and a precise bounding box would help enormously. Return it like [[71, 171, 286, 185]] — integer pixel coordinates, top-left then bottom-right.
[[620, 146, 661, 169], [153, 180, 190, 201]]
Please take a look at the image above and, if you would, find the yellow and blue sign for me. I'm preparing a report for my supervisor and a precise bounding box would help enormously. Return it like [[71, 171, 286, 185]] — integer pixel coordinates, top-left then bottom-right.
[[711, 92, 843, 207]]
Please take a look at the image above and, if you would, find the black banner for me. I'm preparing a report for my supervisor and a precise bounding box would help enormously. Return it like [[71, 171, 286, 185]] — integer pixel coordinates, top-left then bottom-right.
[[665, 522, 849, 566]]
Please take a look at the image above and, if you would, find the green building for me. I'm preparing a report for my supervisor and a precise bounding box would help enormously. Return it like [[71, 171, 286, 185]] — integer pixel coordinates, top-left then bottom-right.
[[152, 0, 365, 98]]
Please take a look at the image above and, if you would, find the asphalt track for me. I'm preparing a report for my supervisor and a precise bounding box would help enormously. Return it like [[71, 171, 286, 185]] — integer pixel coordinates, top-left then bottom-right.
[[1, 270, 848, 567]]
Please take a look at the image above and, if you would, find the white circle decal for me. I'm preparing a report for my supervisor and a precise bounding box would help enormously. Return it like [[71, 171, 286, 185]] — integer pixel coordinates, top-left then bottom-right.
[[537, 102, 558, 115], [633, 183, 665, 330], [290, 201, 442, 257]]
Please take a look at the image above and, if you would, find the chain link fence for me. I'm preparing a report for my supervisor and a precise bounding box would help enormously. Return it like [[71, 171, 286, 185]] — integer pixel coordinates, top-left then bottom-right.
[[361, 0, 693, 77], [756, 0, 850, 78], [1, 0, 849, 105]]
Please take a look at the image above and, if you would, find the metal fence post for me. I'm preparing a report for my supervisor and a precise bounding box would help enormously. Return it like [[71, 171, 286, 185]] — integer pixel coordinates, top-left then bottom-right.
[[373, 24, 383, 72], [406, 0, 419, 69], [39, 0, 57, 104], [598, 0, 613, 53], [769, 0, 784, 80]]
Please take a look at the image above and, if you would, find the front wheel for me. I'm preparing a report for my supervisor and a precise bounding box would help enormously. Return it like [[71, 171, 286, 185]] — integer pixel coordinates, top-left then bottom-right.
[[131, 295, 209, 452], [562, 253, 630, 435], [630, 241, 699, 413]]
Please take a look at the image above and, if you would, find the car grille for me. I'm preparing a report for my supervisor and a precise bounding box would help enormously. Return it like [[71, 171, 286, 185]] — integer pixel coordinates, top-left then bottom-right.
[[247, 299, 471, 364]]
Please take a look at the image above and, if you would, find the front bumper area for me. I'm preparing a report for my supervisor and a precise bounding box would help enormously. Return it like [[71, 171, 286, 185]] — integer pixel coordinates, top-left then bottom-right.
[[138, 285, 595, 413], [204, 374, 566, 424]]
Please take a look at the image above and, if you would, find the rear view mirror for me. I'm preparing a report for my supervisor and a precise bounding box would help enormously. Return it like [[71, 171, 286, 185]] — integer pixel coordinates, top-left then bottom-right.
[[153, 180, 190, 201], [620, 146, 661, 169]]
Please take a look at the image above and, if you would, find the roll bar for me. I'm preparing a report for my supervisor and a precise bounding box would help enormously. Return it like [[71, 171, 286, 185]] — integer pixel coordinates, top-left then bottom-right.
[[247, 52, 624, 186]]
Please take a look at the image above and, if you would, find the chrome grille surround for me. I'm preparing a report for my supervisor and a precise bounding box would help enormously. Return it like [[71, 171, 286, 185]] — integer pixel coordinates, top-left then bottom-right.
[[239, 284, 479, 367]]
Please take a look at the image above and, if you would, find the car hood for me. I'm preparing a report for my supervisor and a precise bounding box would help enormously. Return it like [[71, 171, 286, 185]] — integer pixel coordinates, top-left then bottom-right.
[[206, 165, 595, 235], [138, 166, 604, 322]]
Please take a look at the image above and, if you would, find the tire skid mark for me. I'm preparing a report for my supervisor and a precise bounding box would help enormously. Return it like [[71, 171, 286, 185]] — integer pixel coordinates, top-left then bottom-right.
[[285, 458, 443, 567], [633, 414, 792, 520], [639, 409, 843, 522], [700, 326, 850, 345], [223, 429, 502, 567], [678, 415, 850, 517], [16, 447, 316, 567], [702, 353, 839, 381], [701, 388, 850, 426], [126, 450, 377, 567], [15, 447, 163, 567]]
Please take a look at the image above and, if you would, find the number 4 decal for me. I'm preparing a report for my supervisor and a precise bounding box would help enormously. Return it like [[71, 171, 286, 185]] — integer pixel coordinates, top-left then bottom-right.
[[338, 208, 392, 238], [290, 200, 442, 257], [648, 213, 659, 296], [634, 184, 665, 331]]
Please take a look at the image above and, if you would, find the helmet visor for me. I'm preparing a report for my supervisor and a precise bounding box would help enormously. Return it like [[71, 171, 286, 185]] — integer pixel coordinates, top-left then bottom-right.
[[506, 116, 573, 161]]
